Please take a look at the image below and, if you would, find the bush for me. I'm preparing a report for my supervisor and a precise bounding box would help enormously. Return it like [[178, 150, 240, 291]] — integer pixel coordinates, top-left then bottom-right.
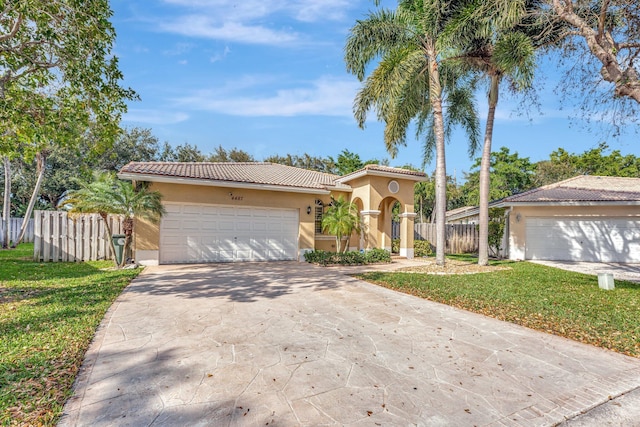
[[392, 238, 400, 253], [364, 248, 392, 263], [304, 249, 391, 266], [414, 240, 433, 257]]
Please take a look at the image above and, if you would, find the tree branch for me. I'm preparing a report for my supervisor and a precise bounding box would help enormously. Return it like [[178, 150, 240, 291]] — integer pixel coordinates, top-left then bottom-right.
[[0, 13, 23, 43]]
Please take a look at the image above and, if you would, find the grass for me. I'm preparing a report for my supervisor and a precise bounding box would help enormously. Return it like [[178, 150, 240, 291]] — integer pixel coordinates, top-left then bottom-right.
[[357, 254, 640, 358], [0, 244, 141, 426]]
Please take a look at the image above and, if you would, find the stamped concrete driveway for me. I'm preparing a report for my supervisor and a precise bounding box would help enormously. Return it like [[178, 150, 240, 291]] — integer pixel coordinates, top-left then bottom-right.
[[59, 262, 640, 426]]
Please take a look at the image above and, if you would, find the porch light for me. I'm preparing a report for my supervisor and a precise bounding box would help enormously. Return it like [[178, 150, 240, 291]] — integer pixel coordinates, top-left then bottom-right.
[[307, 206, 312, 215]]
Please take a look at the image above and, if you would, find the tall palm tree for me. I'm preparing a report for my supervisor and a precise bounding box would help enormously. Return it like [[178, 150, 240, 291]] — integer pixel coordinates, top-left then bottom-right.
[[345, 0, 480, 266], [446, 0, 564, 264], [448, 11, 536, 265], [322, 196, 361, 253], [63, 172, 165, 267]]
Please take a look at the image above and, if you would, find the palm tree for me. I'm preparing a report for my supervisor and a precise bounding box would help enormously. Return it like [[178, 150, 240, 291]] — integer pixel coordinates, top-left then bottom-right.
[[449, 15, 536, 265], [345, 0, 480, 266], [446, 0, 564, 264], [63, 172, 165, 267], [322, 196, 361, 253]]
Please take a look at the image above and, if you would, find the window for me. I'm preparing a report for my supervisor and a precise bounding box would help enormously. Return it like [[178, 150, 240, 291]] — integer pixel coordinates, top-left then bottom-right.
[[314, 200, 324, 234]]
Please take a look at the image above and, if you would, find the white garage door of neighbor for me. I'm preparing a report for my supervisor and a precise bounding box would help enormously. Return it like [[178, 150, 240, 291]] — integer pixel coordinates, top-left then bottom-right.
[[525, 217, 640, 263], [160, 204, 299, 263]]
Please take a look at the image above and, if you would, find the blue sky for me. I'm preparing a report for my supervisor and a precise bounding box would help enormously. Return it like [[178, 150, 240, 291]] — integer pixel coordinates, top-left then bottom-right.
[[112, 0, 639, 181]]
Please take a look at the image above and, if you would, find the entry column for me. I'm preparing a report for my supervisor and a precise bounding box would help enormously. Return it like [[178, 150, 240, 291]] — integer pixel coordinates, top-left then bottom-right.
[[360, 210, 380, 250], [399, 212, 417, 259]]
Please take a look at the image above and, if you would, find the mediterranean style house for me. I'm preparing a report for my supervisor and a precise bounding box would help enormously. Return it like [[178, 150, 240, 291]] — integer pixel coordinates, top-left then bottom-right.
[[118, 162, 427, 265]]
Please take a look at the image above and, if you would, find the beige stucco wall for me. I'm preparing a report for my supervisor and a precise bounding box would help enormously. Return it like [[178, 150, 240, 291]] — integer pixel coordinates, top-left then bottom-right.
[[508, 204, 640, 260], [135, 181, 319, 255], [134, 174, 420, 263]]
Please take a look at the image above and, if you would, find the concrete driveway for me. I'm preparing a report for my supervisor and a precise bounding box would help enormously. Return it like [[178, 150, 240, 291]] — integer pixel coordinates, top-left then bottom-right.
[[59, 262, 640, 426], [530, 260, 640, 283]]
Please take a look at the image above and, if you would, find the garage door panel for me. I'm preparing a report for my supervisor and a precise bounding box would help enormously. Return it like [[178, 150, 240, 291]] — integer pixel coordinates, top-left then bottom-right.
[[526, 217, 640, 262], [160, 203, 299, 263]]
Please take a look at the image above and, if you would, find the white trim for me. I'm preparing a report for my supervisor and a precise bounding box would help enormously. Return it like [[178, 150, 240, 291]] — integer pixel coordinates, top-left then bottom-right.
[[399, 212, 417, 218], [360, 210, 381, 216], [384, 246, 392, 252], [117, 172, 331, 195], [400, 248, 414, 259], [135, 250, 159, 266]]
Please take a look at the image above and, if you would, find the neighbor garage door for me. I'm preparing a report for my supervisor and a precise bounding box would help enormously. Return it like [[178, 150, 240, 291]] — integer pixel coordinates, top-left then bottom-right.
[[160, 204, 299, 263], [525, 217, 640, 262]]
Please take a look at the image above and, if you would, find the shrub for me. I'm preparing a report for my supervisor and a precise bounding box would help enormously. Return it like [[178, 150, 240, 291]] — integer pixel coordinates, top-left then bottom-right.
[[304, 249, 391, 266], [392, 238, 400, 253], [414, 240, 433, 257], [364, 248, 392, 263]]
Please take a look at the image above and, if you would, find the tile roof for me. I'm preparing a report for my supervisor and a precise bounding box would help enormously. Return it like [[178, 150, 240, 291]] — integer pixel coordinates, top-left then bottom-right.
[[504, 175, 640, 203], [119, 162, 351, 191], [338, 164, 427, 182]]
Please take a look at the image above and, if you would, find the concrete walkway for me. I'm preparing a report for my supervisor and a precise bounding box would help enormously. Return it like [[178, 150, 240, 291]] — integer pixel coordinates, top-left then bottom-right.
[[59, 262, 640, 426]]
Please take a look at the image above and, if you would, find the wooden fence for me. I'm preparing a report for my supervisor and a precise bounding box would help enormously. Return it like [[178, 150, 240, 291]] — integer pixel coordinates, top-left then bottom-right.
[[392, 222, 479, 254], [0, 217, 34, 244], [33, 210, 124, 262]]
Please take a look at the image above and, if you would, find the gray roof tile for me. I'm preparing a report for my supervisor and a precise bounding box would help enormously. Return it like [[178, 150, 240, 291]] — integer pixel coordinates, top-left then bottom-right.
[[504, 175, 640, 203]]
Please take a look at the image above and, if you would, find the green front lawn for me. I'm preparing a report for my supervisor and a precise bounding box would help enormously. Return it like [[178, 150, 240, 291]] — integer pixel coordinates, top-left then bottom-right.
[[0, 244, 141, 426], [357, 255, 640, 358]]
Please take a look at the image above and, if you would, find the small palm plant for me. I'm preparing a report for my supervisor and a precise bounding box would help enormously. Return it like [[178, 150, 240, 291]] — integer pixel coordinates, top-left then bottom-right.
[[321, 196, 361, 253], [63, 172, 165, 267]]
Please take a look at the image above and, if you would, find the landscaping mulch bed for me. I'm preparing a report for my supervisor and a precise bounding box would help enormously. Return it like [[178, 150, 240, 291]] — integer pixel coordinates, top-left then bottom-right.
[[395, 258, 511, 275]]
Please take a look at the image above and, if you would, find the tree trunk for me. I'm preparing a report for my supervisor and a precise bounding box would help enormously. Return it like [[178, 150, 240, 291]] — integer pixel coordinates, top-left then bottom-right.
[[478, 75, 500, 266], [2, 156, 11, 249], [427, 47, 447, 266], [12, 152, 47, 247], [121, 216, 134, 267], [550, 0, 640, 103]]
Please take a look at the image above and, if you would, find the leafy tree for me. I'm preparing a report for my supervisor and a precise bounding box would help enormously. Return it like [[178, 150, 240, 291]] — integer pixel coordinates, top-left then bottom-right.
[[64, 172, 165, 267], [0, 1, 135, 248], [414, 173, 466, 223], [91, 128, 161, 172], [333, 149, 382, 175], [321, 196, 361, 253], [534, 143, 640, 186], [463, 147, 536, 205], [345, 0, 481, 265], [264, 153, 337, 174], [208, 145, 255, 162]]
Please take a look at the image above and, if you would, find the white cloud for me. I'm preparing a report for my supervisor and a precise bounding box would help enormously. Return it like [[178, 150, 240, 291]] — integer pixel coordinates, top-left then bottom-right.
[[124, 109, 190, 124], [173, 76, 360, 117], [163, 0, 353, 22], [159, 16, 298, 45], [210, 46, 231, 63], [157, 0, 355, 45]]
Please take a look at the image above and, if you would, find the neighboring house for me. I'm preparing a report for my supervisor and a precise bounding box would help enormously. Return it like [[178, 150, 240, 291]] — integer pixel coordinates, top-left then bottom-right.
[[118, 162, 426, 265], [446, 175, 640, 263]]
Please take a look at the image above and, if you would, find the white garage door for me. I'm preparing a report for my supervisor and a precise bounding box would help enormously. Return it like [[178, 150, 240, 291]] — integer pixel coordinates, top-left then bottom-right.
[[160, 204, 299, 263], [525, 217, 640, 262]]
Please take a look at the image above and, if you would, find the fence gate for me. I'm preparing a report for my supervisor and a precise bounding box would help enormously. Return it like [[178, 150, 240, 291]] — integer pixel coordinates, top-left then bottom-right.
[[33, 211, 124, 262]]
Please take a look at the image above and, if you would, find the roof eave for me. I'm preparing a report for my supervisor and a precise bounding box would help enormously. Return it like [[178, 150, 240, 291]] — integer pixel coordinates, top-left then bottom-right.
[[117, 172, 332, 195], [503, 200, 640, 206], [337, 169, 427, 183]]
